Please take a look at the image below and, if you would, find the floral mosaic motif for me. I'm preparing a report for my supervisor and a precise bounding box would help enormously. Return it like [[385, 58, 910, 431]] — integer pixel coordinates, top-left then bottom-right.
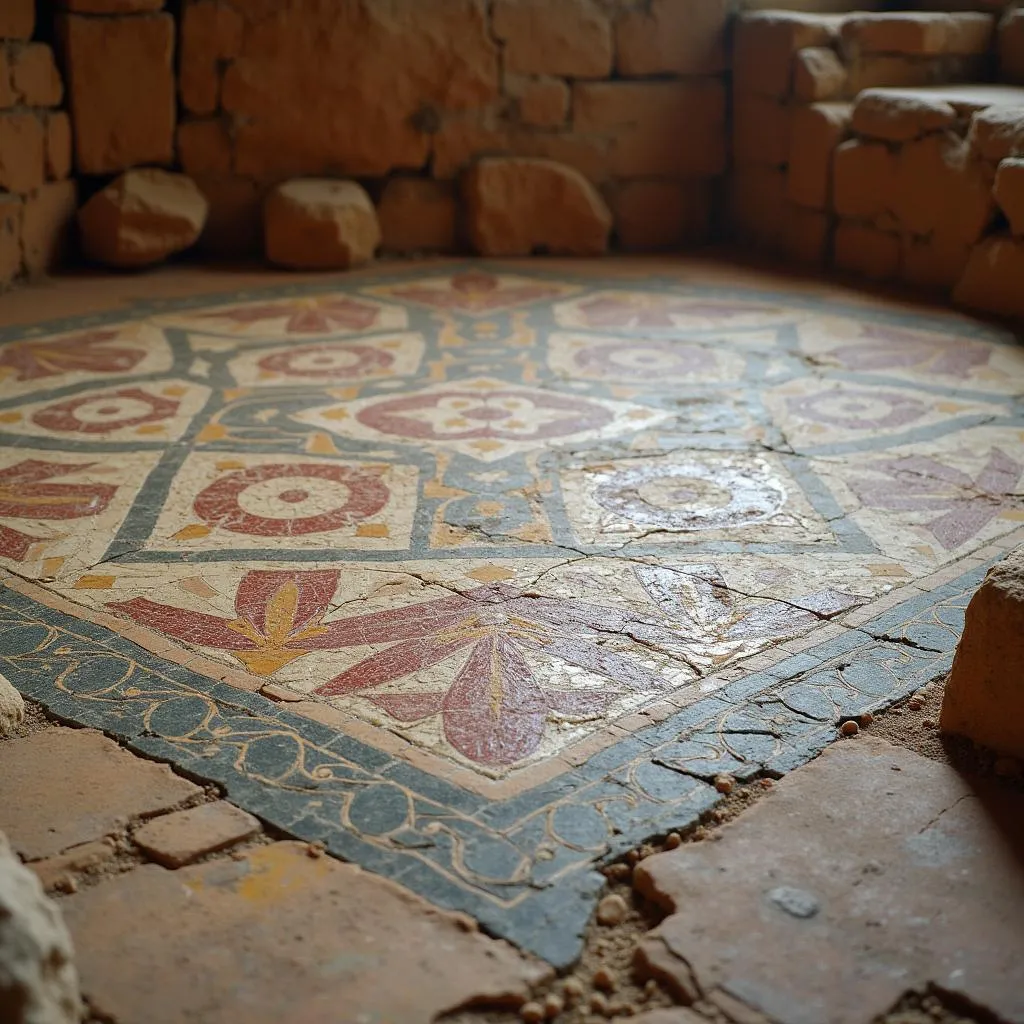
[[0, 329, 148, 382], [191, 296, 386, 335], [556, 292, 785, 331], [29, 387, 180, 434], [826, 324, 994, 379], [367, 271, 575, 315], [785, 386, 929, 432]]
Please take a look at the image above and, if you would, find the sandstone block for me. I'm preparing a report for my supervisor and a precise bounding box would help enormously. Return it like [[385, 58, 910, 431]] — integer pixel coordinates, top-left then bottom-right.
[[264, 179, 380, 270], [0, 112, 45, 194], [133, 802, 260, 868], [63, 13, 175, 174], [192, 175, 262, 257], [30, 840, 119, 893], [179, 0, 244, 116], [734, 11, 839, 98], [45, 112, 72, 181], [0, 50, 14, 107], [61, 0, 164, 10], [729, 164, 787, 250], [832, 139, 896, 223], [1000, 8, 1024, 85], [834, 221, 900, 280], [378, 177, 457, 254], [0, 196, 21, 286], [780, 206, 830, 266], [788, 101, 851, 210], [615, 0, 729, 77], [995, 157, 1024, 236], [792, 47, 847, 103], [511, 130, 611, 184], [968, 105, 1024, 163], [900, 234, 971, 291], [852, 89, 956, 143], [894, 133, 995, 245], [955, 234, 1024, 319], [734, 93, 792, 168], [493, 0, 611, 78], [21, 180, 77, 278], [509, 76, 569, 128], [0, 671, 25, 736], [78, 169, 208, 268], [611, 179, 712, 252], [463, 157, 611, 256], [841, 13, 951, 57], [0, 0, 33, 40], [573, 80, 726, 177], [177, 118, 233, 177], [946, 13, 996, 56], [0, 831, 82, 1024], [11, 44, 63, 108], [941, 547, 1024, 758], [846, 54, 948, 95]]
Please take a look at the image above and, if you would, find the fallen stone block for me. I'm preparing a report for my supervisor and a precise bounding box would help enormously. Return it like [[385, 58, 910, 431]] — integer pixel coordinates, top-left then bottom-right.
[[994, 157, 1024, 236], [462, 157, 611, 256], [852, 88, 956, 142], [954, 234, 1024, 319], [941, 546, 1024, 758], [0, 671, 24, 737], [264, 179, 380, 270], [78, 168, 208, 268]]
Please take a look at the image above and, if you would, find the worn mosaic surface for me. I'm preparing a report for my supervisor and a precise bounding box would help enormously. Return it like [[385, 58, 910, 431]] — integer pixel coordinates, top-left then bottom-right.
[[2, 264, 1022, 964]]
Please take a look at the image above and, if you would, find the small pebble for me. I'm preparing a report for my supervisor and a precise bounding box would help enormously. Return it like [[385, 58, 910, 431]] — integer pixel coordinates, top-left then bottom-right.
[[625, 849, 640, 866], [562, 978, 585, 1003], [543, 992, 564, 1019], [859, 712, 874, 726], [840, 720, 859, 737], [596, 893, 628, 926], [608, 1000, 632, 1016], [994, 756, 1022, 778], [54, 875, 77, 895], [590, 992, 609, 1014], [908, 696, 925, 711], [758, 778, 774, 789], [521, 1001, 545, 1024], [922, 718, 935, 729], [714, 773, 734, 794], [592, 966, 616, 992], [710, 808, 727, 823], [306, 840, 326, 858], [664, 831, 682, 850], [605, 862, 631, 883]]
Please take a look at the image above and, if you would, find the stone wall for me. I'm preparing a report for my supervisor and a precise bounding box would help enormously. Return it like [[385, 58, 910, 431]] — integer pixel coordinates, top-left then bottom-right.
[[0, 0, 76, 290]]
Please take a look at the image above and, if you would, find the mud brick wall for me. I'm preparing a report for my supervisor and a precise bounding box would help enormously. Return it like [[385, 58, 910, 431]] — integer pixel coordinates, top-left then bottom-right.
[[0, 0, 77, 289]]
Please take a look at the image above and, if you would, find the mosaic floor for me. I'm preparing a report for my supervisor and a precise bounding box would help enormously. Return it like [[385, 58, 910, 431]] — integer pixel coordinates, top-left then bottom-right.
[[2, 262, 1023, 964]]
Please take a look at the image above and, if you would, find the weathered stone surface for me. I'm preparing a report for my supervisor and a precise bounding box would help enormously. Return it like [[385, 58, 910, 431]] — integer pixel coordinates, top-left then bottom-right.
[[792, 46, 846, 103], [463, 157, 611, 257], [178, 0, 243, 115], [779, 206, 829, 266], [0, 112, 45, 194], [192, 175, 262, 257], [61, 0, 164, 10], [30, 840, 119, 893], [0, 50, 13, 108], [845, 54, 953, 95], [635, 737, 1024, 1024], [1000, 8, 1024, 85], [62, 841, 549, 1024], [840, 12, 971, 57], [45, 112, 72, 181], [224, 0, 497, 178], [0, 196, 20, 286], [833, 221, 900, 280], [78, 169, 209, 268], [11, 44, 63, 108], [0, 671, 25, 737], [901, 234, 971, 291], [264, 179, 380, 270], [946, 12, 996, 56], [852, 88, 957, 142], [63, 13, 175, 174], [0, 831, 82, 1024], [788, 102, 850, 210], [995, 157, 1024, 236], [611, 179, 712, 252], [177, 118, 232, 177], [734, 11, 839, 98], [729, 165, 787, 250], [968, 105, 1024, 163], [615, 0, 729, 77], [133, 802, 260, 868], [894, 133, 995, 245], [509, 75, 569, 128], [493, 0, 611, 78], [21, 180, 77, 278], [0, 0, 33, 40], [832, 140, 896, 223], [0, 727, 200, 861], [573, 80, 726, 177], [734, 93, 792, 168], [941, 547, 1024, 758], [378, 177, 457, 254], [955, 234, 1024, 318]]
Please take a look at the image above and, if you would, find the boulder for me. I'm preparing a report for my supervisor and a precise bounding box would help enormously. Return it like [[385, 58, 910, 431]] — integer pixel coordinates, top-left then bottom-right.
[[264, 179, 380, 270], [941, 547, 1024, 759], [0, 830, 82, 1023], [77, 169, 208, 268], [0, 672, 24, 737], [462, 157, 611, 256]]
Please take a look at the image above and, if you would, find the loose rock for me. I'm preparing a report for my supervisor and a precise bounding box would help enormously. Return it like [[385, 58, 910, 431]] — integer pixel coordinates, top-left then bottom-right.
[[713, 774, 734, 794], [593, 966, 616, 992], [77, 168, 207, 268], [841, 720, 860, 737], [596, 893, 627, 926], [543, 992, 564, 1018], [562, 977, 585, 1003], [0, 672, 25, 737], [520, 1000, 545, 1023]]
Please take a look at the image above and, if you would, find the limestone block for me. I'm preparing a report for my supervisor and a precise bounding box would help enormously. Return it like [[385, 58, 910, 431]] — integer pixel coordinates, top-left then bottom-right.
[[1000, 8, 1024, 85], [0, 672, 24, 736], [378, 178, 457, 254], [192, 175, 262, 257], [968, 106, 1024, 163], [901, 234, 971, 291], [179, 0, 244, 116], [946, 13, 996, 56], [177, 119, 232, 177], [0, 830, 82, 1023], [734, 93, 792, 168], [941, 547, 1024, 758], [792, 47, 847, 103], [0, 197, 20, 286], [832, 140, 897, 222], [0, 112, 45, 194], [508, 76, 569, 128], [954, 234, 1024, 319], [62, 13, 175, 174], [787, 101, 851, 210], [611, 179, 712, 252], [893, 133, 995, 245], [0, 51, 13, 108], [264, 179, 380, 269], [61, 0, 164, 10], [0, 0, 33, 40], [45, 112, 72, 181], [734, 11, 839, 98], [852, 89, 956, 143], [994, 157, 1024, 236], [846, 55, 949, 95], [21, 180, 77, 278], [779, 206, 830, 266], [729, 165, 787, 250], [615, 0, 729, 77], [833, 221, 900, 280], [10, 44, 63, 108], [78, 169, 208, 268], [573, 80, 726, 178], [492, 0, 611, 79], [841, 13, 953, 57], [462, 157, 611, 257]]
